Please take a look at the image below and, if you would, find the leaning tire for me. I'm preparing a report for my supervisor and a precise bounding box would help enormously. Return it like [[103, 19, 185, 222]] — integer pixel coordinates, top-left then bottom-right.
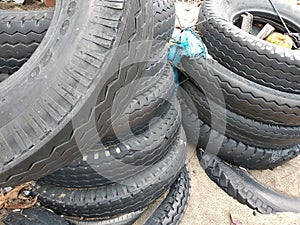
[[0, 0, 154, 187], [197, 0, 300, 94], [198, 152, 300, 214], [0, 0, 174, 78], [0, 4, 173, 144]]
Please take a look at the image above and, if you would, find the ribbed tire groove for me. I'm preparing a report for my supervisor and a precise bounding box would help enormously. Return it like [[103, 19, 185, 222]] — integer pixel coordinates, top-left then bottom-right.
[[179, 56, 300, 126], [145, 167, 190, 225], [181, 80, 300, 149], [180, 96, 300, 169], [0, 9, 54, 74], [41, 96, 181, 188]]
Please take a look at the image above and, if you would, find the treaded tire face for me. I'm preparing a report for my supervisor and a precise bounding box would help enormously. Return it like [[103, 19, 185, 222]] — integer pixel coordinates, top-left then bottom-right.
[[2, 207, 70, 225], [0, 4, 173, 143], [0, 0, 174, 78], [0, 10, 54, 76], [198, 152, 300, 214], [0, 0, 154, 187], [41, 96, 181, 188], [152, 0, 175, 50], [181, 80, 300, 149], [180, 95, 300, 170], [179, 56, 300, 126], [101, 61, 175, 143], [34, 128, 187, 218], [145, 167, 190, 225], [197, 0, 300, 94]]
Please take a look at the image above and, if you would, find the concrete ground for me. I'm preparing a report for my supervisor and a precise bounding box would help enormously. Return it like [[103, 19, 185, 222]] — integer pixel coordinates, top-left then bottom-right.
[[135, 2, 300, 224]]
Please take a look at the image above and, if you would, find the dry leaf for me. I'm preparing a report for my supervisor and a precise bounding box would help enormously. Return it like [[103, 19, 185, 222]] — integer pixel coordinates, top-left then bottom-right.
[[0, 195, 5, 209], [4, 184, 27, 200], [4, 196, 38, 210], [0, 182, 35, 211]]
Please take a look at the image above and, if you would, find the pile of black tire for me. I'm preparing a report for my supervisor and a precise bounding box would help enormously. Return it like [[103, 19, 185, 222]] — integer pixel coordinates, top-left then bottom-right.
[[0, 1, 190, 225], [179, 0, 300, 214]]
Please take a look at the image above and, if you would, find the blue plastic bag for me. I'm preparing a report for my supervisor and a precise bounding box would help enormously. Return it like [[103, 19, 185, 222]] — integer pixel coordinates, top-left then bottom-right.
[[168, 28, 206, 94]]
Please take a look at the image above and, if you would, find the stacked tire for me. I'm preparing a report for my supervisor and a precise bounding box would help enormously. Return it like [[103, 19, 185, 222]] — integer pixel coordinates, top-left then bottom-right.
[[0, 1, 190, 224], [178, 0, 300, 213]]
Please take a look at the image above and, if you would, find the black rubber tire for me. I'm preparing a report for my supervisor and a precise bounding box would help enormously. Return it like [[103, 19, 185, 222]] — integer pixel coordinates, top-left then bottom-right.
[[0, 0, 174, 78], [197, 0, 300, 94], [1, 207, 70, 225], [34, 128, 187, 218], [66, 210, 143, 225], [41, 96, 181, 188], [198, 152, 300, 214], [90, 0, 176, 140], [0, 6, 173, 143], [180, 96, 300, 169], [0, 0, 154, 187], [181, 79, 300, 149], [179, 56, 300, 126], [0, 0, 174, 77], [152, 0, 175, 50], [0, 10, 54, 76], [145, 167, 190, 225]]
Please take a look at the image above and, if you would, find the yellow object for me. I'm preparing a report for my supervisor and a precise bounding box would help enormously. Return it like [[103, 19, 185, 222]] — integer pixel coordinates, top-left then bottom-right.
[[266, 32, 293, 49]]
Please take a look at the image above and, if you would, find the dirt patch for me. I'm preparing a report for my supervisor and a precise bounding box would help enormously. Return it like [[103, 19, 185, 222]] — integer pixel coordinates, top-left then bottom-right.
[[0, 0, 51, 10]]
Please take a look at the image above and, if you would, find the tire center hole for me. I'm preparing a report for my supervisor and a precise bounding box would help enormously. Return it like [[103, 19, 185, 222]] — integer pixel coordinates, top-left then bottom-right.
[[233, 12, 300, 50]]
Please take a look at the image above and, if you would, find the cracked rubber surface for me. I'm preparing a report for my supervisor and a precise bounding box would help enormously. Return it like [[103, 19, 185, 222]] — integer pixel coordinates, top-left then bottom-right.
[[34, 128, 187, 218], [197, 0, 300, 94], [198, 151, 300, 214], [180, 95, 300, 169], [179, 56, 300, 126], [0, 0, 154, 187], [41, 97, 181, 188], [145, 166, 190, 225], [0, 10, 53, 76]]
